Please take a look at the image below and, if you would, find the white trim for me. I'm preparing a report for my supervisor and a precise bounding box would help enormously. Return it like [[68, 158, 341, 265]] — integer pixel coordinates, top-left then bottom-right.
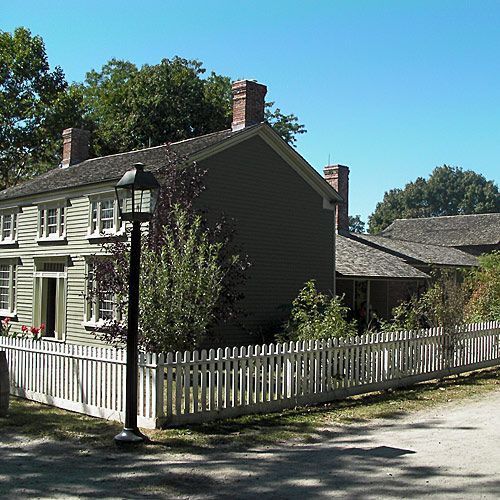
[[190, 124, 341, 208]]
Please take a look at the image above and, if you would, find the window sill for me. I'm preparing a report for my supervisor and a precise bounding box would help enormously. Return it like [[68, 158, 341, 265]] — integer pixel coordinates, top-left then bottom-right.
[[0, 311, 17, 320], [36, 236, 67, 245], [87, 232, 126, 242], [0, 240, 18, 247], [82, 320, 118, 330]]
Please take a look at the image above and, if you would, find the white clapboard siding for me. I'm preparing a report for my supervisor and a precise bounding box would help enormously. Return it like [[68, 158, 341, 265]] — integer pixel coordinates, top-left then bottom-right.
[[1, 321, 499, 428]]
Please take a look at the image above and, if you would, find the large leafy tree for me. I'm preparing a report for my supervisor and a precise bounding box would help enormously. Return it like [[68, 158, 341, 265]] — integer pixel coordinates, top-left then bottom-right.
[[0, 28, 86, 189], [82, 57, 306, 156], [368, 165, 500, 234]]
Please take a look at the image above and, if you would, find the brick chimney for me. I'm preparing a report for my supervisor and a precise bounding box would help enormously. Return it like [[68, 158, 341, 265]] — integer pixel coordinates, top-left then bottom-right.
[[61, 128, 90, 167], [324, 164, 349, 233], [231, 80, 267, 131]]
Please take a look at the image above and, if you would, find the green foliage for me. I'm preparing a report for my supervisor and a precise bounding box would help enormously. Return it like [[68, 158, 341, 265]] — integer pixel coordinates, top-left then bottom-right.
[[465, 251, 500, 322], [279, 280, 357, 342], [348, 214, 365, 233], [383, 269, 469, 332], [138, 206, 227, 352], [82, 57, 307, 155], [0, 27, 87, 189], [368, 165, 500, 233]]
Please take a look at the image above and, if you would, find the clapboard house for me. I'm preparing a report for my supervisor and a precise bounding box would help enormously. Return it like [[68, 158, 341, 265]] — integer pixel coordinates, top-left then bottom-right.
[[0, 80, 340, 346]]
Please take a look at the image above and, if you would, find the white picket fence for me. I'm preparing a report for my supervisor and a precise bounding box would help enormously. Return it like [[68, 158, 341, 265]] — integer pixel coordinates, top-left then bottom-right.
[[1, 321, 499, 428]]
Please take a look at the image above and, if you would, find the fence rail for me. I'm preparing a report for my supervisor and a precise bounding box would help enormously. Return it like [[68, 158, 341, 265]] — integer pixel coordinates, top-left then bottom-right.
[[1, 321, 499, 428]]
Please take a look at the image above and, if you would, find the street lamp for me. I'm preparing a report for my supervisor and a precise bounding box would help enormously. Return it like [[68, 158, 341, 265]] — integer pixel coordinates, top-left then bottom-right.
[[114, 162, 160, 444]]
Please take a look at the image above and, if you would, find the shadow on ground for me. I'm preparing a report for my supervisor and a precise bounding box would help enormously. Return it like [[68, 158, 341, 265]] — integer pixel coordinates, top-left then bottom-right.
[[1, 407, 499, 499]]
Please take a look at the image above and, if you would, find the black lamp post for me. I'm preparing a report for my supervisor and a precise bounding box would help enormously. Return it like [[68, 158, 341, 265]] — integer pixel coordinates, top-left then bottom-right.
[[114, 162, 160, 444]]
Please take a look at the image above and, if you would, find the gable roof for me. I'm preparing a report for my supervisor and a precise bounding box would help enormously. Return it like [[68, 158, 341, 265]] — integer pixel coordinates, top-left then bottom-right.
[[352, 233, 477, 267], [380, 213, 500, 247], [336, 234, 428, 279], [0, 123, 341, 205]]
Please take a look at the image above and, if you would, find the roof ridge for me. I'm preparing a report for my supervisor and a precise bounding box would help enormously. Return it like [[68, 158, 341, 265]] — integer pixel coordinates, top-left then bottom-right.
[[392, 212, 500, 223], [80, 129, 232, 165]]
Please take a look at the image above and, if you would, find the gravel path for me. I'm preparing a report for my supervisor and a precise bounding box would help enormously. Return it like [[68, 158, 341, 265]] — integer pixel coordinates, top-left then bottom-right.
[[1, 390, 499, 499]]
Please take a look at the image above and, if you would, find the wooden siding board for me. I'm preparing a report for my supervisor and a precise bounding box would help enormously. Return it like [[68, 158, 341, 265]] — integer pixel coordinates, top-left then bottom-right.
[[196, 136, 334, 345], [2, 135, 334, 347]]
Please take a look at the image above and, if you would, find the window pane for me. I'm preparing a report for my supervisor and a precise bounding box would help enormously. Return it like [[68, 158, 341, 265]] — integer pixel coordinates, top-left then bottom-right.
[[2, 215, 11, 239], [60, 207, 65, 234], [47, 208, 58, 234], [99, 293, 114, 320], [0, 265, 10, 310], [100, 200, 114, 230], [40, 210, 45, 236], [91, 202, 98, 233]]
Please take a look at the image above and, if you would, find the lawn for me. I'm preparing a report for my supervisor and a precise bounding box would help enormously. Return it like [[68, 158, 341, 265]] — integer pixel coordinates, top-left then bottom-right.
[[1, 366, 499, 452]]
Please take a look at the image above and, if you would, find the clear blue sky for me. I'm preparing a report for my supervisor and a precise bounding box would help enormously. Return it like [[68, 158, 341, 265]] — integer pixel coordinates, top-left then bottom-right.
[[3, 0, 499, 223]]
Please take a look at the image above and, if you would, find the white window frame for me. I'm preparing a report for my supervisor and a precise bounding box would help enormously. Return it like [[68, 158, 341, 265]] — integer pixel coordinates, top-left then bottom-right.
[[33, 257, 68, 341], [0, 259, 17, 317], [0, 208, 19, 245], [84, 258, 121, 326], [37, 200, 68, 242], [87, 194, 124, 238]]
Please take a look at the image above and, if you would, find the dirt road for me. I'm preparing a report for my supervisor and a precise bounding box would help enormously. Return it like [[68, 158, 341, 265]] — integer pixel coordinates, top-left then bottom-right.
[[1, 390, 499, 499]]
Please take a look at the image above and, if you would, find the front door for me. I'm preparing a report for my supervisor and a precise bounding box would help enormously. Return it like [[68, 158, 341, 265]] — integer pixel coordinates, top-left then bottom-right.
[[33, 261, 67, 340], [44, 278, 57, 337]]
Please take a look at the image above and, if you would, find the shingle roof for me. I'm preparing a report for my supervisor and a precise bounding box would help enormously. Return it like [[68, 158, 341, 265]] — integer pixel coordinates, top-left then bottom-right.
[[0, 127, 241, 203], [352, 234, 477, 267], [380, 213, 500, 247], [336, 234, 428, 279]]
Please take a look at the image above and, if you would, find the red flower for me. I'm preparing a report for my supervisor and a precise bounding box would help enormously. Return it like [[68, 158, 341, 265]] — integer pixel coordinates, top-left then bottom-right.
[[21, 325, 28, 332], [40, 323, 46, 331], [3, 317, 10, 324]]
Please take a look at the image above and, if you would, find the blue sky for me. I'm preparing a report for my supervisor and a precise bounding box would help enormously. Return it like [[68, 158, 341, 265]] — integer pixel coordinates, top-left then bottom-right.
[[3, 0, 499, 223]]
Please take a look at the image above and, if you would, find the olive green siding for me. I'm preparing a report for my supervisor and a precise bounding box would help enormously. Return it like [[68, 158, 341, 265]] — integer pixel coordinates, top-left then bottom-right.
[[1, 193, 112, 346], [1, 135, 335, 347], [197, 136, 335, 345]]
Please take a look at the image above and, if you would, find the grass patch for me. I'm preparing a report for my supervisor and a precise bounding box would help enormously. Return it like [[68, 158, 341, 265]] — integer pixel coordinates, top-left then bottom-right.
[[1, 367, 499, 452]]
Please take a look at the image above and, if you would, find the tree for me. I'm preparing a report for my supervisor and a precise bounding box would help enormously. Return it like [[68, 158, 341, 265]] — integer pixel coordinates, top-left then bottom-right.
[[348, 215, 365, 233], [82, 57, 306, 156], [90, 149, 249, 352], [0, 28, 86, 189], [368, 165, 500, 234]]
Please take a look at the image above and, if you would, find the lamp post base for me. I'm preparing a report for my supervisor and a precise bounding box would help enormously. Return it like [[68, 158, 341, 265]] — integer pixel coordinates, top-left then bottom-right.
[[114, 427, 146, 444]]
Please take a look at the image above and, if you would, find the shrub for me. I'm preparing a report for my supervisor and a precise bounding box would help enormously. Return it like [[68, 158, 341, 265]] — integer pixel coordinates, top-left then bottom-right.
[[465, 251, 500, 322], [279, 280, 357, 342]]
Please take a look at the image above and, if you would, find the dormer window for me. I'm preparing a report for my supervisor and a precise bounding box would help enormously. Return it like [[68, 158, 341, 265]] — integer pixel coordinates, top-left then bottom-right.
[[0, 211, 18, 244], [88, 195, 124, 237], [37, 202, 67, 241]]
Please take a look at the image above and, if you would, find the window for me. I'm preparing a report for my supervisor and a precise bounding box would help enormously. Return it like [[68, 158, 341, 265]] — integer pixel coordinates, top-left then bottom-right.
[[0, 212, 18, 243], [85, 260, 119, 324], [88, 197, 123, 236], [38, 203, 66, 240], [0, 261, 16, 315]]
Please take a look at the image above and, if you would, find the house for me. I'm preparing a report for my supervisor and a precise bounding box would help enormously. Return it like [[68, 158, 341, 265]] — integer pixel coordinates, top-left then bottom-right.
[[323, 165, 477, 321], [0, 80, 341, 346], [380, 213, 500, 256]]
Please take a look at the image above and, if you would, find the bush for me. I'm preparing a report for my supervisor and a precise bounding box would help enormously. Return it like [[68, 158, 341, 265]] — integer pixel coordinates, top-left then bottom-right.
[[383, 269, 470, 331], [139, 206, 226, 352], [465, 251, 500, 322], [279, 280, 357, 342]]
